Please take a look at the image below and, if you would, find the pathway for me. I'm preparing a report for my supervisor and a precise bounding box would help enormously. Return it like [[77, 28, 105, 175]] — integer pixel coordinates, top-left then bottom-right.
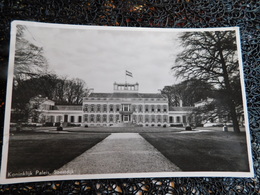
[[54, 133, 181, 174]]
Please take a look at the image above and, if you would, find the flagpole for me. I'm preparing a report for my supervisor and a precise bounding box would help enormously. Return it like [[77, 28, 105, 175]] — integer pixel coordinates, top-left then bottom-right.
[[125, 70, 127, 85]]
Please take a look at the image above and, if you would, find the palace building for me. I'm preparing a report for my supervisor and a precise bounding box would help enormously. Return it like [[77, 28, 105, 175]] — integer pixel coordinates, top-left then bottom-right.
[[35, 82, 193, 127]]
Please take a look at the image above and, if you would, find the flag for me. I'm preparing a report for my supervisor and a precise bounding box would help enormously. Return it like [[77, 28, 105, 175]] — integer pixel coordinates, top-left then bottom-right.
[[126, 70, 133, 77]]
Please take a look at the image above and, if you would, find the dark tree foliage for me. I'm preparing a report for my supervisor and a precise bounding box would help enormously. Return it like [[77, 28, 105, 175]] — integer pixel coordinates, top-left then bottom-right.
[[12, 75, 88, 122], [53, 78, 88, 105], [161, 79, 213, 107], [11, 25, 88, 123], [172, 31, 242, 132], [11, 74, 58, 122]]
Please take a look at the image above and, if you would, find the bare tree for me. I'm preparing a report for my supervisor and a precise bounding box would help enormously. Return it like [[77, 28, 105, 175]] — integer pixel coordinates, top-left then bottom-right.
[[14, 25, 49, 82], [64, 78, 87, 104], [172, 31, 242, 132]]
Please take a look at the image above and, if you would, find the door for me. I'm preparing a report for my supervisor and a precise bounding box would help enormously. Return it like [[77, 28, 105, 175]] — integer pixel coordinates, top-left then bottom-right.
[[123, 115, 129, 122]]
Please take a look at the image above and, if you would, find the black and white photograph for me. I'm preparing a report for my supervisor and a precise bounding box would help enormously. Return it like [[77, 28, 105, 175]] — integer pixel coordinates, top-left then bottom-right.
[[1, 21, 254, 183]]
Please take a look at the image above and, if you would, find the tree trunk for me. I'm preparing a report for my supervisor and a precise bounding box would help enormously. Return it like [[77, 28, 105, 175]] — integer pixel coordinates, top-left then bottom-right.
[[227, 97, 240, 133], [218, 46, 240, 133]]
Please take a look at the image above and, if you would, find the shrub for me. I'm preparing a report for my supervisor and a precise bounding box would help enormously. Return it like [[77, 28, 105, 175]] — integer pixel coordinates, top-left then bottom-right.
[[54, 122, 61, 127], [170, 124, 183, 127], [67, 123, 80, 127], [44, 122, 54, 127], [22, 123, 36, 127], [185, 126, 192, 131], [57, 126, 63, 131]]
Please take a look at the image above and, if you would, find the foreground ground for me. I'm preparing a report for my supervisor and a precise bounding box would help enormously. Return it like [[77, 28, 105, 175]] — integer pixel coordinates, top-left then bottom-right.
[[7, 131, 109, 177], [6, 126, 249, 178], [141, 131, 249, 172]]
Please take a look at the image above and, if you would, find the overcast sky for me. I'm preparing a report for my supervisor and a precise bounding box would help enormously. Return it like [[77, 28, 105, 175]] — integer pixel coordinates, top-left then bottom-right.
[[22, 24, 184, 93]]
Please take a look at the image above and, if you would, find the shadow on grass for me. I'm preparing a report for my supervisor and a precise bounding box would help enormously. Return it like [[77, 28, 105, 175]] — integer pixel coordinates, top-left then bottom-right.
[[7, 131, 109, 178], [140, 131, 250, 172]]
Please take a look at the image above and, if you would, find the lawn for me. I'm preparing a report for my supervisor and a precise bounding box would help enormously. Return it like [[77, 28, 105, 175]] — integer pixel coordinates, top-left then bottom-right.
[[7, 131, 109, 177], [6, 128, 250, 178], [140, 131, 250, 172]]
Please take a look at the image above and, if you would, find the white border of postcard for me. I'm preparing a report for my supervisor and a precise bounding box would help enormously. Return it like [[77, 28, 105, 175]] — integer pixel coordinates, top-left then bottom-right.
[[1, 21, 254, 184]]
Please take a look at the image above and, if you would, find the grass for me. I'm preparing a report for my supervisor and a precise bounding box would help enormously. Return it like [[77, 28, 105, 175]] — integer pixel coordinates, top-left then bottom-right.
[[140, 131, 250, 172], [7, 131, 109, 177], [6, 127, 250, 178]]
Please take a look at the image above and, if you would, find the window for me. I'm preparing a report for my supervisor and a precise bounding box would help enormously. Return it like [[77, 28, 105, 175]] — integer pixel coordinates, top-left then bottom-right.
[[176, 116, 181, 123], [163, 105, 167, 112], [151, 115, 155, 123], [116, 105, 120, 112], [103, 114, 107, 122], [64, 115, 68, 122], [123, 115, 129, 122], [103, 105, 107, 112], [145, 105, 149, 112], [138, 105, 143, 112], [123, 104, 129, 111], [56, 115, 62, 122], [97, 114, 101, 122], [132, 115, 137, 123], [116, 114, 120, 122], [151, 105, 155, 112], [157, 105, 161, 112], [109, 115, 114, 122], [50, 116, 55, 123], [169, 116, 174, 123], [83, 104, 88, 112], [163, 115, 168, 123], [138, 115, 143, 123], [70, 116, 74, 122], [97, 104, 101, 112], [91, 104, 95, 112], [109, 105, 114, 112], [84, 114, 88, 122], [157, 115, 161, 123], [78, 116, 82, 123], [90, 114, 95, 122], [145, 115, 149, 123]]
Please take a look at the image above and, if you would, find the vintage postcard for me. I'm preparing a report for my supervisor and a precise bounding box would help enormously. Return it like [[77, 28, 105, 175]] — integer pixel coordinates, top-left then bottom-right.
[[1, 21, 254, 184]]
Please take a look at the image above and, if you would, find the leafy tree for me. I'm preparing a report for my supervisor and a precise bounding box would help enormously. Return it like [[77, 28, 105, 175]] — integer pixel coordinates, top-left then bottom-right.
[[161, 85, 181, 107], [161, 79, 213, 107], [172, 31, 242, 132], [11, 74, 57, 122], [61, 78, 87, 104]]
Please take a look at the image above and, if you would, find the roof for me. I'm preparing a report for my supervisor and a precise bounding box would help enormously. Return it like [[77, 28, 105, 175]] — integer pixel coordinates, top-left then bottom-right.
[[88, 92, 165, 99], [88, 93, 113, 98], [169, 106, 194, 111], [55, 105, 82, 110]]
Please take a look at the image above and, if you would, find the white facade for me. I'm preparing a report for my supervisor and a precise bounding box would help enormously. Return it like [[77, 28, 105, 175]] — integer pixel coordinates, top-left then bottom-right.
[[36, 82, 193, 127], [82, 83, 169, 127]]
